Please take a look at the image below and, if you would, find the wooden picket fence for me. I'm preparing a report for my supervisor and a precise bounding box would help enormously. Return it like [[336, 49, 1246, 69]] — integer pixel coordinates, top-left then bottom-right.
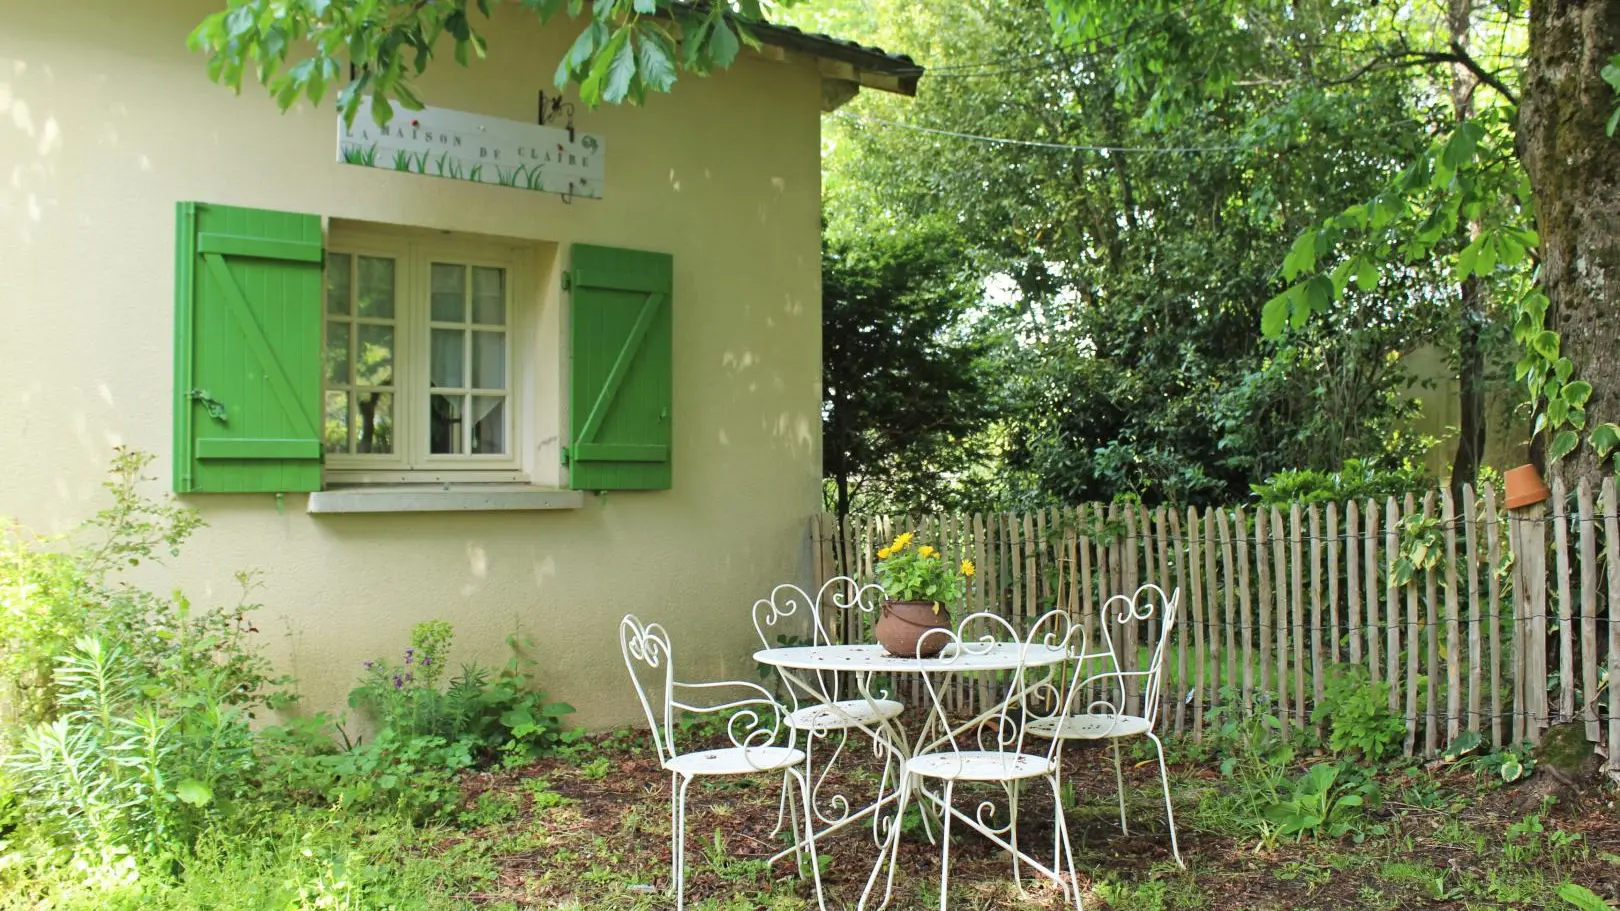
[[809, 478, 1620, 767]]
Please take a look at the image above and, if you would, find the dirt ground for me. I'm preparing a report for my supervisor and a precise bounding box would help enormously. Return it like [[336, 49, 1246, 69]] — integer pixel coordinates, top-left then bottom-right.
[[433, 731, 1620, 911]]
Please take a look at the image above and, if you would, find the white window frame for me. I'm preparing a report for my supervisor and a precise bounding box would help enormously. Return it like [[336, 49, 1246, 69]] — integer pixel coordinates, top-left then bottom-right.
[[323, 225, 530, 485]]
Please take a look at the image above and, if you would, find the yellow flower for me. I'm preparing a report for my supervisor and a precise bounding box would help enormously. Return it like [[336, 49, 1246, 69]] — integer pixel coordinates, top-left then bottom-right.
[[961, 559, 975, 577], [918, 545, 936, 558], [877, 547, 892, 560], [892, 532, 914, 550]]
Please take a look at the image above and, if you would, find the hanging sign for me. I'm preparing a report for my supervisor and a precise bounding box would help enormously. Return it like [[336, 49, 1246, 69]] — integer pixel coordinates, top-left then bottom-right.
[[337, 104, 604, 200]]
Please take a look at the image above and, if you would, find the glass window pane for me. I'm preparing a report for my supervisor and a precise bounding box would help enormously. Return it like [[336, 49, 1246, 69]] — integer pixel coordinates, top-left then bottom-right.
[[355, 391, 394, 454], [471, 267, 505, 325], [324, 321, 350, 385], [431, 328, 465, 388], [431, 263, 466, 322], [355, 325, 394, 387], [356, 256, 395, 318], [325, 254, 351, 315], [472, 330, 505, 389], [323, 391, 349, 454], [430, 393, 465, 454], [471, 396, 506, 455]]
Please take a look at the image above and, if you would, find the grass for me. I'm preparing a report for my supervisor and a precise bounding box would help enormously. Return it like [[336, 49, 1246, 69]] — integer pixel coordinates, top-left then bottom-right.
[[6, 730, 1617, 910], [340, 143, 379, 166]]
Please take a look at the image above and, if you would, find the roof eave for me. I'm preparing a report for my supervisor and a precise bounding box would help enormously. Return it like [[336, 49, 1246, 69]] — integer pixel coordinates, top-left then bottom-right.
[[749, 23, 923, 99]]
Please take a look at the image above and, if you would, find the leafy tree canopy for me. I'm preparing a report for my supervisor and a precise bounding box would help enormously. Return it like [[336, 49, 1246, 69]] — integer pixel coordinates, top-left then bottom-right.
[[189, 0, 795, 124]]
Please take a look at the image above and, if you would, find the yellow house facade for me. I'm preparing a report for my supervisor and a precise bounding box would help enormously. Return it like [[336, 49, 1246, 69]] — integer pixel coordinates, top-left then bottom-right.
[[0, 0, 918, 726]]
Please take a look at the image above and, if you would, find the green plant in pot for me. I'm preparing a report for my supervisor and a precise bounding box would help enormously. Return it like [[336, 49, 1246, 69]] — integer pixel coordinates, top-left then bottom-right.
[[873, 532, 973, 658]]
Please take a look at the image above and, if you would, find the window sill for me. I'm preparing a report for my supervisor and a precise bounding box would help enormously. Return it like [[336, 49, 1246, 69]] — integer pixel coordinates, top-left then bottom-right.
[[307, 485, 585, 514]]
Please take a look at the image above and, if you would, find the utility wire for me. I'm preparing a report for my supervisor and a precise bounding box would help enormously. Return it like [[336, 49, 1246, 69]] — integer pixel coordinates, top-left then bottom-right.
[[831, 110, 1248, 155]]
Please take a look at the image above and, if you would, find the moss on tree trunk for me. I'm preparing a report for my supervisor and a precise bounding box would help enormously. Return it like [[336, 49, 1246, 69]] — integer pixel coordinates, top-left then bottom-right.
[[1517, 0, 1620, 486]]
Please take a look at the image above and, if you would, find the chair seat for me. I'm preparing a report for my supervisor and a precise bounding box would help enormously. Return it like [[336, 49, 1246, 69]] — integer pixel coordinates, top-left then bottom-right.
[[905, 750, 1055, 782], [1026, 713, 1153, 740], [664, 746, 805, 776], [788, 698, 905, 731]]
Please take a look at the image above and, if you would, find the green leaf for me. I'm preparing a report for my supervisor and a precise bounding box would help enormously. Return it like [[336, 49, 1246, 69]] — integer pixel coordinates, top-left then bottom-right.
[[557, 19, 606, 87], [1355, 260, 1378, 292], [1261, 288, 1294, 338], [1590, 423, 1620, 458], [708, 21, 740, 68], [603, 31, 638, 103], [1564, 380, 1593, 407], [636, 30, 677, 93], [1533, 330, 1562, 360], [1302, 275, 1334, 319], [633, 0, 657, 11], [1557, 882, 1616, 911], [369, 92, 395, 129], [580, 27, 629, 104], [1549, 430, 1580, 462], [1499, 755, 1524, 781], [176, 778, 213, 807], [1455, 236, 1482, 279], [1282, 231, 1318, 279]]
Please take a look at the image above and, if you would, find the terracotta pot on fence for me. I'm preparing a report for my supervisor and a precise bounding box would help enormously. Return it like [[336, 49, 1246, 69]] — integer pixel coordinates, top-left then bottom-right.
[[1504, 464, 1551, 510], [875, 600, 953, 658]]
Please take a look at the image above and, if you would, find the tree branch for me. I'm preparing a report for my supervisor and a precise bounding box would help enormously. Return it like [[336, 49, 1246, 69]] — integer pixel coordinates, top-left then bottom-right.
[[1449, 40, 1519, 107], [1318, 42, 1519, 107]]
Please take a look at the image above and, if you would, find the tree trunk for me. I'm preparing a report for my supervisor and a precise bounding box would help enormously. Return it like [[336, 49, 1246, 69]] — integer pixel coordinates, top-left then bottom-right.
[[1452, 301, 1487, 495], [1518, 0, 1620, 486], [1450, 0, 1487, 498], [835, 468, 852, 525]]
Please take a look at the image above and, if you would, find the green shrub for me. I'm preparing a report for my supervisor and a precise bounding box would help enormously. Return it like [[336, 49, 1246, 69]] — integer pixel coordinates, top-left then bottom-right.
[[1263, 762, 1383, 842], [1312, 666, 1405, 763], [348, 624, 579, 766], [1250, 458, 1431, 506], [7, 636, 259, 865], [1, 450, 284, 728], [259, 622, 584, 822], [2, 453, 288, 866]]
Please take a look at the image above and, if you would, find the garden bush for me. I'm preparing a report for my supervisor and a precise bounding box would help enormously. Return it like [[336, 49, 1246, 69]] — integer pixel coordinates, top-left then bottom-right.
[[1313, 665, 1406, 763], [1250, 458, 1431, 506], [0, 450, 581, 901]]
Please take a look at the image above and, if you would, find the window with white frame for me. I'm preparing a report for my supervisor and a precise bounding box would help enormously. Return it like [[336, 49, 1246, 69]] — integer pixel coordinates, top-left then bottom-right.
[[322, 229, 525, 481]]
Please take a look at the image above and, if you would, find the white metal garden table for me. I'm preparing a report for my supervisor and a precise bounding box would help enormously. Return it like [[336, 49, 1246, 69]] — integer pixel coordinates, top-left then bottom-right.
[[754, 641, 1071, 910]]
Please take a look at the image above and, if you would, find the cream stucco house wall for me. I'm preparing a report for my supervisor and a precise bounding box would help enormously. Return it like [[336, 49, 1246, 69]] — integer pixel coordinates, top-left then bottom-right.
[[0, 0, 918, 726]]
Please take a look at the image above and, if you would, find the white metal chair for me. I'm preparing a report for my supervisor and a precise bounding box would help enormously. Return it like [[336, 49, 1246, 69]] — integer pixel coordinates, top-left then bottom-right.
[[865, 610, 1084, 911], [619, 614, 826, 911], [1027, 583, 1183, 867], [753, 577, 906, 840]]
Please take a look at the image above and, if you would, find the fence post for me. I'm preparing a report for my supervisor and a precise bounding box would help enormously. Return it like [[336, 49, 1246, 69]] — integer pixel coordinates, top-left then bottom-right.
[[1506, 467, 1551, 743]]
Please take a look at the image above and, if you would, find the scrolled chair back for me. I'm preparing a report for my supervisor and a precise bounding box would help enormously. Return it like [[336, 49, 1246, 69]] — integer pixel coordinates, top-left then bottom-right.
[[750, 575, 885, 649], [621, 613, 679, 766], [621, 613, 799, 770], [911, 610, 1083, 766], [1091, 583, 1181, 726], [751, 576, 885, 704]]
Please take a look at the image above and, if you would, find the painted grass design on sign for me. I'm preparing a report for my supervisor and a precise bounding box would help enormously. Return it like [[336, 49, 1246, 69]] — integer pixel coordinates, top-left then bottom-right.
[[336, 105, 604, 200]]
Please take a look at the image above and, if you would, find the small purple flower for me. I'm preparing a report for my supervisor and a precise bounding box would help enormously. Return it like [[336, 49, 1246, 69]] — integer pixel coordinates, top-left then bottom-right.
[[405, 673, 414, 684], [404, 648, 415, 665], [420, 656, 432, 667], [363, 661, 375, 671], [393, 674, 404, 690]]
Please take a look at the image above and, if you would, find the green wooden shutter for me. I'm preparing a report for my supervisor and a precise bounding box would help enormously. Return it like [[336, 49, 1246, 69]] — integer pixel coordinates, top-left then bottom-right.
[[567, 244, 673, 491], [174, 202, 324, 493]]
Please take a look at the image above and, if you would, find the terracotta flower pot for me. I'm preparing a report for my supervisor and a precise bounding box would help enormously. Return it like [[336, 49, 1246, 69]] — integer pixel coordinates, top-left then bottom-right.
[[875, 599, 952, 658], [1505, 464, 1551, 510]]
